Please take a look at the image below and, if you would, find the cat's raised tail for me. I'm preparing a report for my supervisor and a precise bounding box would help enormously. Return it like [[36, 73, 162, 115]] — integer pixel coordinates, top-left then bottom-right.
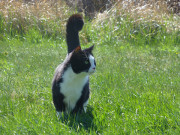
[[66, 14, 84, 53]]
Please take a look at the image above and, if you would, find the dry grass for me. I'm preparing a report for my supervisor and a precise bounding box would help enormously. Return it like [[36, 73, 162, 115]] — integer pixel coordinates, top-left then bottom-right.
[[95, 0, 179, 32], [0, 0, 70, 20], [0, 0, 73, 37], [0, 0, 179, 39]]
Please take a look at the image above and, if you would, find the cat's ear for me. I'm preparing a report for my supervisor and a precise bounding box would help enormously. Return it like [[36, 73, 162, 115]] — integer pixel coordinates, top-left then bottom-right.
[[71, 46, 82, 57], [84, 45, 94, 54], [74, 46, 81, 53]]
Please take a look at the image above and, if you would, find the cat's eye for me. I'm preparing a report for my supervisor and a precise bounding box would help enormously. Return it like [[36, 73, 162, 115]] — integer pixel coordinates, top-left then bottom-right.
[[85, 61, 89, 64]]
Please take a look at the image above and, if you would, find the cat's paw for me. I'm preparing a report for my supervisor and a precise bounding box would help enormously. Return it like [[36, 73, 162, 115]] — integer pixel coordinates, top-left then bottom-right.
[[56, 111, 62, 119], [83, 106, 87, 113]]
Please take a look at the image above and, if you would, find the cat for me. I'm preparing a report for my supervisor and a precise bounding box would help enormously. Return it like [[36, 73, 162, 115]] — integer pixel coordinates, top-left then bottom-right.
[[52, 14, 96, 116]]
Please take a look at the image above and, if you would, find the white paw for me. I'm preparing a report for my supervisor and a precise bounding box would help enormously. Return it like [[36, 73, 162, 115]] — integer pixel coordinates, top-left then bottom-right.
[[56, 111, 62, 119]]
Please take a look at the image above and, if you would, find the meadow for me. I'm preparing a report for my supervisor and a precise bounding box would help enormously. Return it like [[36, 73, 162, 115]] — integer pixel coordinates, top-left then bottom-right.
[[0, 0, 180, 134]]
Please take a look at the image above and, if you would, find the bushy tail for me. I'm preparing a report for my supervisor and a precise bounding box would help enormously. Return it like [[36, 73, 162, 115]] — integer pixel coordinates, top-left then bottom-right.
[[66, 14, 84, 53]]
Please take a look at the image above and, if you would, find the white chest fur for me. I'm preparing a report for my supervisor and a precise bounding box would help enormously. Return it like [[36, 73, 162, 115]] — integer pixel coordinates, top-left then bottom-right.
[[60, 66, 89, 112]]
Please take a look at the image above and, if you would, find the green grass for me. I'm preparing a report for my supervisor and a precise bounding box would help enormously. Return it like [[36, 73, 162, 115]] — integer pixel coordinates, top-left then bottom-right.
[[0, 33, 179, 134]]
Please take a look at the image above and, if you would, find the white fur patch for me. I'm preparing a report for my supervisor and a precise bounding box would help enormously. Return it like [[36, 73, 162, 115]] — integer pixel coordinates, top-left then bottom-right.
[[60, 67, 89, 112], [88, 55, 96, 73]]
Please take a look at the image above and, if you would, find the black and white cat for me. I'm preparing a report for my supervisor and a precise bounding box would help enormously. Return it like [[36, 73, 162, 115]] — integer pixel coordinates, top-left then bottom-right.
[[52, 14, 96, 116]]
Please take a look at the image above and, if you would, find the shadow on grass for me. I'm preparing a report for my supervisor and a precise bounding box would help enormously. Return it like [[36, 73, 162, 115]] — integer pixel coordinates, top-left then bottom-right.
[[59, 106, 98, 133]]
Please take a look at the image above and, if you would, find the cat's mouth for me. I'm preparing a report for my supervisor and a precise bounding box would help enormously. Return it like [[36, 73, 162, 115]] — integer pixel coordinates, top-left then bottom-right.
[[88, 67, 96, 74]]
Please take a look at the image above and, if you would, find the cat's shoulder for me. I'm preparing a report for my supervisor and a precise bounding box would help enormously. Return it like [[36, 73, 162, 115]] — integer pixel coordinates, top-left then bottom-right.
[[53, 54, 71, 83]]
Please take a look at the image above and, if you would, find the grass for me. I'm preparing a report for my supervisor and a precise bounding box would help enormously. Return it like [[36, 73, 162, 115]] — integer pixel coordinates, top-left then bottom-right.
[[0, 0, 180, 134], [0, 36, 179, 134]]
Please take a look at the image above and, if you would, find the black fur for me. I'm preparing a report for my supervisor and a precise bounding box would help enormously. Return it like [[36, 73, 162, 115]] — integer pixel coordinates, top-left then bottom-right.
[[72, 81, 90, 113], [52, 59, 70, 112], [70, 46, 94, 74], [66, 14, 84, 53]]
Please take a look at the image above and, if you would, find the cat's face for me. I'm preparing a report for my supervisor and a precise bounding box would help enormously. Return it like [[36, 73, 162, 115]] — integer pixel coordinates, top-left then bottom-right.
[[70, 45, 96, 74]]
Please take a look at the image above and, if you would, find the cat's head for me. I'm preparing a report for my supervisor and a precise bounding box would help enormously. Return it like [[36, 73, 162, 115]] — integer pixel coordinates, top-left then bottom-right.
[[70, 45, 96, 74]]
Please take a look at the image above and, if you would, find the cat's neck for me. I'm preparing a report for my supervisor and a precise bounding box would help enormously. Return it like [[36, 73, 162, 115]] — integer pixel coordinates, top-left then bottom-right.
[[65, 66, 89, 80]]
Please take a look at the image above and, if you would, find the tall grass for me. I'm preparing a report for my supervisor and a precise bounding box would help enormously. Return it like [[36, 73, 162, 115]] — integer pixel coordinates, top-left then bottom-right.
[[91, 0, 179, 46], [0, 0, 74, 40], [0, 0, 179, 45]]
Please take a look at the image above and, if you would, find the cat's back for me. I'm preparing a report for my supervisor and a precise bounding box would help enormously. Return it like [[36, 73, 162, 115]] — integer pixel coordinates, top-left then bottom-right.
[[52, 54, 71, 85]]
